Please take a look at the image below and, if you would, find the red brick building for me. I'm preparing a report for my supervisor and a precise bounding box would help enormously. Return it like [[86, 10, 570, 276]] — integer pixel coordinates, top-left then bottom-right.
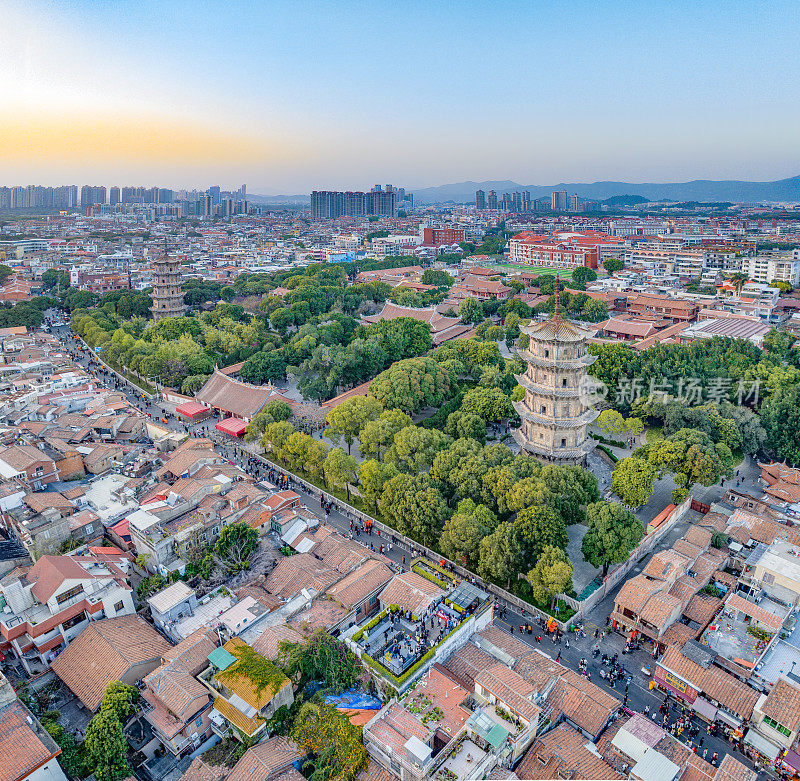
[[421, 227, 465, 246], [509, 232, 599, 269]]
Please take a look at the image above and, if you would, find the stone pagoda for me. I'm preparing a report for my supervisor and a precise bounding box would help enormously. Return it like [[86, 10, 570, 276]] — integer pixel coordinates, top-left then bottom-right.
[[512, 279, 599, 465], [150, 239, 185, 320]]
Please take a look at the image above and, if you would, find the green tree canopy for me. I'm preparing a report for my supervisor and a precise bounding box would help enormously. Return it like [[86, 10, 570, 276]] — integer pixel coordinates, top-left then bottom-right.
[[323, 447, 358, 497], [514, 505, 568, 569], [326, 395, 382, 453], [581, 501, 644, 575], [761, 384, 800, 464], [459, 386, 513, 422], [357, 409, 413, 459], [385, 425, 451, 473], [357, 459, 398, 514], [611, 457, 657, 507], [440, 499, 498, 567], [527, 546, 574, 605], [478, 522, 523, 588], [379, 473, 450, 545], [369, 356, 450, 412]]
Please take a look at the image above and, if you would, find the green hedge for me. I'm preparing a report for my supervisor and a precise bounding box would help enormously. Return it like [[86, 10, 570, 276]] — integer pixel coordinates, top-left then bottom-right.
[[362, 648, 435, 688], [411, 557, 455, 583], [412, 565, 449, 590], [590, 432, 625, 448], [596, 444, 618, 463], [351, 605, 400, 642]]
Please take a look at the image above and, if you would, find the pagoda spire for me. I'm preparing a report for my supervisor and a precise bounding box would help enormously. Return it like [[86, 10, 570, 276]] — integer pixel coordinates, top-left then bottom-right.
[[553, 274, 562, 320]]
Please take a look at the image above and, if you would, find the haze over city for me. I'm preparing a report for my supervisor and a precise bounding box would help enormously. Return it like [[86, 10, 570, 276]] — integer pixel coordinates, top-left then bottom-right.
[[2, 0, 800, 192]]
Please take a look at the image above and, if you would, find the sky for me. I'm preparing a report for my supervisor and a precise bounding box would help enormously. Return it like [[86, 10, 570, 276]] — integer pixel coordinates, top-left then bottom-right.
[[1, 0, 799, 194]]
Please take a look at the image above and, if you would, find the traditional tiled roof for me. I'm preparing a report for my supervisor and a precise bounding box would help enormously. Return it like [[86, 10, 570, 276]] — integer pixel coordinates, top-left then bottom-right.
[[227, 736, 305, 781], [265, 553, 338, 599], [514, 649, 569, 692], [357, 759, 399, 781], [516, 722, 623, 780], [326, 560, 393, 609], [660, 621, 700, 649], [474, 663, 539, 723], [545, 670, 620, 739], [51, 615, 169, 710], [657, 646, 759, 719], [724, 592, 784, 632], [251, 625, 304, 661], [683, 594, 723, 627], [685, 525, 713, 549], [477, 625, 534, 663], [0, 701, 61, 781], [179, 758, 227, 781], [614, 574, 662, 615], [715, 754, 757, 781], [144, 629, 216, 724], [641, 550, 691, 581], [760, 677, 800, 733], [637, 592, 681, 632], [196, 370, 283, 419], [377, 571, 445, 616], [213, 695, 263, 737], [443, 642, 497, 689], [27, 553, 124, 603]]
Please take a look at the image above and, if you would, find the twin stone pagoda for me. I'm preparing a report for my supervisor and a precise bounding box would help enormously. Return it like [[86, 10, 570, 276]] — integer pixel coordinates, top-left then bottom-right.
[[513, 293, 599, 466]]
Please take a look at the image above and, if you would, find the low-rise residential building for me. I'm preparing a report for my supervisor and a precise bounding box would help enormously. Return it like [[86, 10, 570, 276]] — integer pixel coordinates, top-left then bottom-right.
[[654, 640, 760, 729], [0, 695, 68, 781], [0, 551, 135, 673], [50, 614, 170, 710], [201, 637, 293, 741], [0, 445, 59, 491], [749, 677, 800, 761], [141, 629, 219, 756]]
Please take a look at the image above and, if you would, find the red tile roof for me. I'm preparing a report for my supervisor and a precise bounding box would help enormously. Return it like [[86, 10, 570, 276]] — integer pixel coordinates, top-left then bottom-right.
[[0, 701, 61, 781]]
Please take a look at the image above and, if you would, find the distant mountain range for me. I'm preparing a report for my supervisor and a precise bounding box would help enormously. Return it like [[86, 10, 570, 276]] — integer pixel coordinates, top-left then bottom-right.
[[251, 174, 800, 206], [409, 175, 800, 205]]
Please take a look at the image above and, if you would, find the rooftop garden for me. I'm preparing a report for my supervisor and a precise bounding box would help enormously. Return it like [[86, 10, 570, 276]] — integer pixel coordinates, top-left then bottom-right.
[[217, 643, 289, 702]]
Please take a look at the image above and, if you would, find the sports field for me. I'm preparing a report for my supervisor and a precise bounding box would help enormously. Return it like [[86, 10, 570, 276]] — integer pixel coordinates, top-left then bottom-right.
[[493, 263, 575, 280]]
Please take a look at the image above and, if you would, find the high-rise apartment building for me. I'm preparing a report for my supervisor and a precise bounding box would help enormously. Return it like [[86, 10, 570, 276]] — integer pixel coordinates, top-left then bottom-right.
[[487, 190, 498, 210], [109, 187, 121, 206], [475, 190, 486, 210], [198, 194, 214, 217], [311, 189, 396, 218], [569, 194, 580, 212], [208, 185, 221, 205], [550, 190, 568, 211], [80, 185, 107, 205]]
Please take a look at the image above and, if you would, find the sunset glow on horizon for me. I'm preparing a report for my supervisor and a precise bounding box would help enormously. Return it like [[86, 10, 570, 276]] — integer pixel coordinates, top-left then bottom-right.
[[2, 0, 800, 192]]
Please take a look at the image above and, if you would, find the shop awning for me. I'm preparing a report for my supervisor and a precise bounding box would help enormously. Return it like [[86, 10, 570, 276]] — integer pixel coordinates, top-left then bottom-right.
[[691, 696, 718, 722], [782, 749, 800, 773], [215, 418, 248, 436], [743, 728, 781, 761], [176, 401, 211, 419], [715, 709, 743, 729]]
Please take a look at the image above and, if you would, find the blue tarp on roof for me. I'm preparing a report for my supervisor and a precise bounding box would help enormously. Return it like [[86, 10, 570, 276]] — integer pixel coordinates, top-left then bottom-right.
[[324, 690, 382, 710]]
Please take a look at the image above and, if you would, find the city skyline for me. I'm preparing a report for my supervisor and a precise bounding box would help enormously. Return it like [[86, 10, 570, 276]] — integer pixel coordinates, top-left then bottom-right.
[[2, 0, 799, 192]]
